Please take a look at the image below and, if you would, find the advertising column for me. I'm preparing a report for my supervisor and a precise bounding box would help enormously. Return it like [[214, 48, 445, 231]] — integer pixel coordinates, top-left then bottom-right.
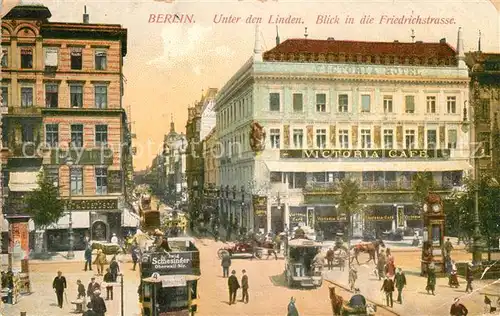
[[252, 195, 267, 234]]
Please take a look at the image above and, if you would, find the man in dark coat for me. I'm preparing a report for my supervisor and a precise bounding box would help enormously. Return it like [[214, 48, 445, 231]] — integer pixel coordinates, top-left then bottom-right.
[[52, 270, 67, 308], [287, 297, 299, 316], [131, 247, 140, 271], [221, 253, 231, 278], [84, 247, 93, 271], [240, 269, 249, 303], [87, 277, 100, 301], [83, 302, 98, 316], [103, 268, 114, 300], [381, 276, 394, 307], [227, 270, 240, 305], [91, 290, 107, 316], [109, 256, 120, 282], [465, 263, 473, 293], [77, 280, 86, 299], [450, 298, 468, 315], [394, 268, 407, 304]]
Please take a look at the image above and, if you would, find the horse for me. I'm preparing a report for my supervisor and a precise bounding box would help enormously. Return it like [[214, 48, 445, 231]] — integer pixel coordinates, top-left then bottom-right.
[[350, 240, 385, 265]]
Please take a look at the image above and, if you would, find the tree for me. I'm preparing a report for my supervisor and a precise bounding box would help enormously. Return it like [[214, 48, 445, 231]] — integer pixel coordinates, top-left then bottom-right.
[[339, 178, 364, 236], [412, 171, 436, 208], [24, 172, 65, 228]]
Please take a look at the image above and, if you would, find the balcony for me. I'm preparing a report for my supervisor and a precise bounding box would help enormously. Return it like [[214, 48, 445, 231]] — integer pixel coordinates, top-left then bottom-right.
[[10, 142, 45, 158], [6, 106, 43, 116]]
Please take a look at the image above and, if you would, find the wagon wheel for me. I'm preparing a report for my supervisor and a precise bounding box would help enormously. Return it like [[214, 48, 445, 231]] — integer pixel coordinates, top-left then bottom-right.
[[218, 249, 230, 259], [254, 249, 263, 259]]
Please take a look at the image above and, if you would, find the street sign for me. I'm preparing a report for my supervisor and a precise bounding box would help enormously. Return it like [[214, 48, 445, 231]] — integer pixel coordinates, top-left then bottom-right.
[[161, 275, 186, 287]]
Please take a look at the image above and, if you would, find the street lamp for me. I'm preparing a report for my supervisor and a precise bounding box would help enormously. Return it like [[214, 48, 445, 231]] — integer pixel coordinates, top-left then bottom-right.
[[66, 155, 75, 259], [119, 273, 124, 316]]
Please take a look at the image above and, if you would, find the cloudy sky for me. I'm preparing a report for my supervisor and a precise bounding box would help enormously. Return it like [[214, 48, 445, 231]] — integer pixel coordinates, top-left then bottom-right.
[[2, 0, 500, 169]]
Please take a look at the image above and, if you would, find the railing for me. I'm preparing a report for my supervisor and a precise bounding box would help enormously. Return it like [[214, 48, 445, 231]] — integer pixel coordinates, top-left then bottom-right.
[[7, 106, 43, 115]]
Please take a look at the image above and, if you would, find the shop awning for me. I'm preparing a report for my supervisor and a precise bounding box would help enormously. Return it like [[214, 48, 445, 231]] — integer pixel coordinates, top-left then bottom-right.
[[265, 160, 472, 172], [8, 169, 41, 191], [46, 211, 90, 229], [122, 208, 140, 227]]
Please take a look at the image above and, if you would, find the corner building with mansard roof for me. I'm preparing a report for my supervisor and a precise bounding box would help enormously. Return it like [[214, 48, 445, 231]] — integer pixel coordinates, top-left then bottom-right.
[[1, 4, 135, 252], [214, 26, 470, 238]]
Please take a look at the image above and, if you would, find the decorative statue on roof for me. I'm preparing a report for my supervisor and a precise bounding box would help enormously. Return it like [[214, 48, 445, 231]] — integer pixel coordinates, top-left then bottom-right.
[[249, 121, 266, 153]]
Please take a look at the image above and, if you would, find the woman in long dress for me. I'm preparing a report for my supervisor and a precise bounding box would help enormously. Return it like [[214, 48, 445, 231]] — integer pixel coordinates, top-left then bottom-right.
[[385, 248, 395, 277]]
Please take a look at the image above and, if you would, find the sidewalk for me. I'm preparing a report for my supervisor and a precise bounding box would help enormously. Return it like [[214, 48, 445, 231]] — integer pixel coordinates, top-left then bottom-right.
[[323, 263, 489, 315]]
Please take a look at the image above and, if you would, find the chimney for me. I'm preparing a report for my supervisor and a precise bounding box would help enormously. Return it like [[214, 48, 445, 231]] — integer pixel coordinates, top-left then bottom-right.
[[83, 5, 89, 24], [253, 24, 262, 62], [440, 38, 446, 44], [457, 27, 466, 69]]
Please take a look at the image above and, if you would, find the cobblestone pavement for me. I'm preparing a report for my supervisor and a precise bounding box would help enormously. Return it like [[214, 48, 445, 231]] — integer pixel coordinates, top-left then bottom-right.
[[323, 251, 500, 316]]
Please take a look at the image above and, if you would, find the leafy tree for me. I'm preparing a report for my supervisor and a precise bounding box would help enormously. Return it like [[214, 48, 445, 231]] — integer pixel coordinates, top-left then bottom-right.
[[452, 175, 500, 260], [339, 178, 364, 236], [24, 172, 65, 228], [412, 171, 436, 208]]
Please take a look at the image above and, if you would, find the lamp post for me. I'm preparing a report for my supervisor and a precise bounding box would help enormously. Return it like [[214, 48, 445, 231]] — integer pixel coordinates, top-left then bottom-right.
[[66, 155, 75, 259], [120, 273, 124, 316]]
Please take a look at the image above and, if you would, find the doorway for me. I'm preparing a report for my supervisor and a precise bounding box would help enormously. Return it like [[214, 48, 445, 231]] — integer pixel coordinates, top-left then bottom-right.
[[91, 221, 107, 241]]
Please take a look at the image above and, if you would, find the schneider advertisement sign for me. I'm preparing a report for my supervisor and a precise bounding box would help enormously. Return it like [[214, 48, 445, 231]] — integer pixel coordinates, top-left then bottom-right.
[[144, 252, 193, 274]]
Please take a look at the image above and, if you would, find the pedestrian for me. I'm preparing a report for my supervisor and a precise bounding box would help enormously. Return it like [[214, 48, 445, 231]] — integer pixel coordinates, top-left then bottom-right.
[[227, 270, 240, 305], [91, 290, 107, 316], [266, 242, 278, 260], [349, 266, 357, 291], [274, 234, 282, 253], [109, 256, 120, 282], [84, 246, 93, 271], [444, 238, 454, 257], [381, 275, 394, 307], [1, 270, 6, 288], [394, 268, 406, 304], [110, 233, 118, 244], [287, 296, 299, 316], [426, 263, 436, 295], [221, 253, 231, 278], [87, 277, 100, 301], [77, 279, 86, 298], [326, 248, 334, 270], [450, 298, 468, 316], [376, 250, 386, 280], [131, 246, 140, 271], [385, 248, 395, 277], [83, 302, 98, 316], [103, 268, 114, 300], [52, 270, 67, 308], [240, 269, 249, 303], [94, 249, 107, 275], [465, 262, 474, 293]]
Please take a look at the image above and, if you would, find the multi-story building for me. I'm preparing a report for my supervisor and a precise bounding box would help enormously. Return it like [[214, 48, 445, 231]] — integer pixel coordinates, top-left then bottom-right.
[[162, 118, 187, 207], [466, 51, 500, 180], [1, 4, 133, 252], [215, 26, 471, 237]]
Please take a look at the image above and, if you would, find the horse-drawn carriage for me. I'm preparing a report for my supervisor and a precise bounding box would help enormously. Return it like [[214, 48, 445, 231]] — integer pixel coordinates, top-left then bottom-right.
[[217, 236, 275, 259]]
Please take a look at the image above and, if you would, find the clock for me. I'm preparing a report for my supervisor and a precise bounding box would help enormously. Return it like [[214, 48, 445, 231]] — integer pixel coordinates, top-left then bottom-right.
[[423, 203, 428, 213], [432, 204, 441, 213]]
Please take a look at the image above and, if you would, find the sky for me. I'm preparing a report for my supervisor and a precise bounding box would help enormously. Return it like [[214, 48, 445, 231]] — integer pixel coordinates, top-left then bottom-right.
[[2, 0, 500, 169]]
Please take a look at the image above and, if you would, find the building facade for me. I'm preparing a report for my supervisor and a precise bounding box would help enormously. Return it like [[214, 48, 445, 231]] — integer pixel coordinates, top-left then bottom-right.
[[215, 26, 471, 237], [466, 52, 500, 180], [1, 5, 133, 252]]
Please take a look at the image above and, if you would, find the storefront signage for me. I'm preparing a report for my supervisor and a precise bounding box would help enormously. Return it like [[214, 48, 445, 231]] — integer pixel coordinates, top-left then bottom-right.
[[289, 213, 306, 223], [149, 252, 192, 273], [68, 199, 118, 211], [366, 215, 393, 221], [161, 275, 186, 288], [280, 149, 450, 159], [406, 215, 422, 220], [313, 64, 423, 76], [316, 215, 347, 222], [252, 195, 267, 217]]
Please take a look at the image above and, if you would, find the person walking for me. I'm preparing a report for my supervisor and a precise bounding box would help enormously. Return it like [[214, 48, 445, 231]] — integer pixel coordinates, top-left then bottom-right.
[[465, 262, 474, 293], [450, 298, 468, 316], [376, 250, 386, 280], [77, 279, 87, 312], [91, 290, 107, 316], [103, 268, 114, 300], [381, 276, 395, 307], [131, 246, 140, 271], [94, 249, 107, 275], [444, 238, 454, 257], [87, 277, 100, 301], [394, 268, 407, 304], [227, 270, 240, 305], [385, 248, 395, 277], [84, 247, 93, 271], [274, 234, 282, 254], [240, 269, 249, 303], [221, 253, 231, 278], [52, 271, 67, 308], [109, 256, 120, 282], [83, 302, 98, 316], [326, 248, 334, 270], [287, 297, 299, 316], [426, 263, 436, 295], [349, 266, 357, 291]]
